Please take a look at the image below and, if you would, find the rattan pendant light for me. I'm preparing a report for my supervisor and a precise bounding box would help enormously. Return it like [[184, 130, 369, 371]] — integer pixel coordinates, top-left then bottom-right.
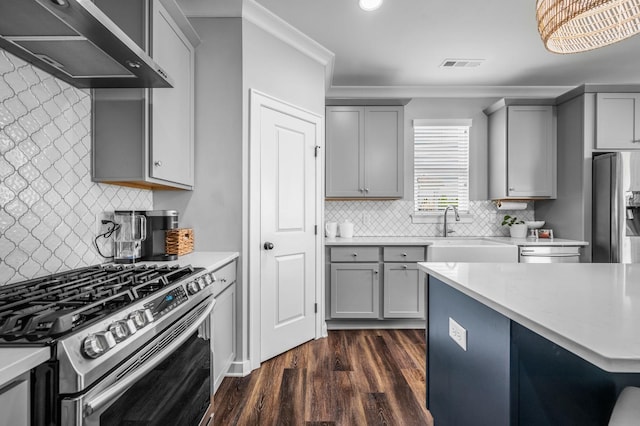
[[537, 0, 640, 53]]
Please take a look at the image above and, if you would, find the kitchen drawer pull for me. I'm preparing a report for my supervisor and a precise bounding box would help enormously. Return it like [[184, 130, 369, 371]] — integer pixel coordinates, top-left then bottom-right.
[[402, 265, 408, 269], [401, 252, 407, 257], [352, 252, 358, 257]]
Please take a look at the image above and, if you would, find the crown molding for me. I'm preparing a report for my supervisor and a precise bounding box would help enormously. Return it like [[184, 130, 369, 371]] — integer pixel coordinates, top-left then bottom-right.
[[326, 85, 576, 99], [242, 0, 335, 89]]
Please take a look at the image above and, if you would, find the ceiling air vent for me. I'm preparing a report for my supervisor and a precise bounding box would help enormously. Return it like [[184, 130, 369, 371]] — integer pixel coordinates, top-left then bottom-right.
[[440, 59, 485, 68]]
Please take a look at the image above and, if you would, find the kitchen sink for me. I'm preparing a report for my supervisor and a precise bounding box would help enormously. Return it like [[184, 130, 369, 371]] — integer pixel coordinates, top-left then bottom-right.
[[426, 238, 518, 262]]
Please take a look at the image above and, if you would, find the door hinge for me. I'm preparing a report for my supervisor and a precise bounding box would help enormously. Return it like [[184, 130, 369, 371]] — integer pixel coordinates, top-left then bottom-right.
[[314, 225, 318, 235], [314, 303, 318, 313], [314, 145, 321, 157]]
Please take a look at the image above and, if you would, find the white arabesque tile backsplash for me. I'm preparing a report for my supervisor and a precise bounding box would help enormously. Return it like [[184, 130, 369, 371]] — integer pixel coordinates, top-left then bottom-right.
[[325, 200, 534, 237], [0, 50, 152, 285]]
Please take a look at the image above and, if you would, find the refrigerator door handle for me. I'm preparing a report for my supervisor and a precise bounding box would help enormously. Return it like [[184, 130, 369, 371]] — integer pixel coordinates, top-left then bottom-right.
[[611, 153, 622, 263]]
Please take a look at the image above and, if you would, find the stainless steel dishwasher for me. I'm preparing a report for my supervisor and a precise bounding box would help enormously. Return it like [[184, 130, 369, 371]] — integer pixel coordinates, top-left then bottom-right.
[[519, 246, 581, 263]]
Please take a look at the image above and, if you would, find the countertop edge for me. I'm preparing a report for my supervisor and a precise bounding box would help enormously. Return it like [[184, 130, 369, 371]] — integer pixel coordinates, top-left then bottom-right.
[[324, 237, 588, 247], [418, 263, 635, 373], [0, 347, 51, 386]]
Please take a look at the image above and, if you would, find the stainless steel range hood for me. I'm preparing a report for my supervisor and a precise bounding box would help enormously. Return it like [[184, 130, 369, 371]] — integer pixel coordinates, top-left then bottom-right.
[[0, 0, 173, 88]]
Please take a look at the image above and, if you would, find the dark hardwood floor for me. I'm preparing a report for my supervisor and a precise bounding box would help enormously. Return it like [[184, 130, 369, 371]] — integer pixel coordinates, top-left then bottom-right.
[[213, 329, 434, 426]]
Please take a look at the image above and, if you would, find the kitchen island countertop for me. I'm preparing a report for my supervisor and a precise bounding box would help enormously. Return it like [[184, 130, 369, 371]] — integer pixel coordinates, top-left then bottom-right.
[[418, 262, 640, 373]]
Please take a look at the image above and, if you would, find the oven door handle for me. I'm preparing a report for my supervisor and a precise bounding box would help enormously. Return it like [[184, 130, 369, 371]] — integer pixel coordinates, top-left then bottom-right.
[[83, 299, 215, 417]]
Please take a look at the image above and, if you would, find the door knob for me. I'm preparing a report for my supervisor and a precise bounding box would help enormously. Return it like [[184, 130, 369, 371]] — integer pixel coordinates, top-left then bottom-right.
[[264, 242, 274, 250]]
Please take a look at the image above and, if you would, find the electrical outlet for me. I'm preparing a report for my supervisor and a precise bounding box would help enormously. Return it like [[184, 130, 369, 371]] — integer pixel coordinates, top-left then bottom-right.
[[362, 211, 368, 226], [449, 317, 467, 351]]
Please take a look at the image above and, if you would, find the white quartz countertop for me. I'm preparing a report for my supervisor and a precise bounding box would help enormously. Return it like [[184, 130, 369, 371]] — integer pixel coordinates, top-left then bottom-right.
[[324, 237, 434, 246], [484, 236, 589, 246], [0, 347, 50, 386], [136, 251, 239, 270], [324, 236, 587, 247], [418, 262, 640, 373]]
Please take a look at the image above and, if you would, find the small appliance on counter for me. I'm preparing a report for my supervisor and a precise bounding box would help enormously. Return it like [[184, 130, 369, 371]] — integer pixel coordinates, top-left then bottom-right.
[[142, 210, 180, 261], [113, 210, 147, 263]]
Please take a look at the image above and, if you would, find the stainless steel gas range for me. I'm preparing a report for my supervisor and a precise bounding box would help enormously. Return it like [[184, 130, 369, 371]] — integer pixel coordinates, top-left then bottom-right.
[[0, 263, 217, 426]]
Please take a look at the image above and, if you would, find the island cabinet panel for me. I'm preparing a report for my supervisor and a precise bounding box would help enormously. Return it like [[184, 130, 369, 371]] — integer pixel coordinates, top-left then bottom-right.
[[330, 263, 380, 318], [428, 276, 640, 426], [428, 277, 512, 426], [595, 93, 640, 150]]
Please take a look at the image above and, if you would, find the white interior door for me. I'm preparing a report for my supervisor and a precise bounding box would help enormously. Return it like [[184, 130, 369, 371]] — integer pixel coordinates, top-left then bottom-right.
[[259, 103, 318, 362]]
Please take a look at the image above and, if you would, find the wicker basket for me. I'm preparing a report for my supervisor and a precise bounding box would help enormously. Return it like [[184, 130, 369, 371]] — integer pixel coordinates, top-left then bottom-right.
[[165, 228, 194, 256]]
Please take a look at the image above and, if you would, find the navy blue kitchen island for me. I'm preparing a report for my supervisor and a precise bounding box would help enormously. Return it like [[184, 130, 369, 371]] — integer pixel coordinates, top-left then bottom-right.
[[420, 263, 640, 426]]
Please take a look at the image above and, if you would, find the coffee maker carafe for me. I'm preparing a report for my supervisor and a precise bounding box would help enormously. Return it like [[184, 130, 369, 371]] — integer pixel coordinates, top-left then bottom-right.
[[142, 210, 179, 261], [113, 211, 147, 264]]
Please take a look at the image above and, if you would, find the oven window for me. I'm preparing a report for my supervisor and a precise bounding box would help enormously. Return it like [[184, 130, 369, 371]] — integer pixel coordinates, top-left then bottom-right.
[[100, 331, 211, 425]]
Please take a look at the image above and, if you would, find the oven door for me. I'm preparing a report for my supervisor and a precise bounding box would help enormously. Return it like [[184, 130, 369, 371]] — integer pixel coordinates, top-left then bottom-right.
[[60, 297, 215, 426]]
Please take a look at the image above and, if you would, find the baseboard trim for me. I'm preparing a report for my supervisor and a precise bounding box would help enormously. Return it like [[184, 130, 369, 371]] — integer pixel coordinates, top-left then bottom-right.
[[326, 319, 426, 330], [227, 360, 252, 377]]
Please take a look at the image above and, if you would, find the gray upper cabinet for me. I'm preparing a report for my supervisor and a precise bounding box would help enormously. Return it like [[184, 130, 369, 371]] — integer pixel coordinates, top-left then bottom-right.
[[325, 106, 403, 198], [92, 0, 195, 190], [595, 93, 640, 150], [486, 100, 557, 199]]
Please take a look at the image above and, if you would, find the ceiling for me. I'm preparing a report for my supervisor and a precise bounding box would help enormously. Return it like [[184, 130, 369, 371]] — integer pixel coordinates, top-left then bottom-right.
[[253, 0, 640, 96]]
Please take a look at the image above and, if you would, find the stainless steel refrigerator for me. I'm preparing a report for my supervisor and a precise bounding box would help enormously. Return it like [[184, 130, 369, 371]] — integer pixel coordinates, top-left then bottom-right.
[[593, 152, 640, 263]]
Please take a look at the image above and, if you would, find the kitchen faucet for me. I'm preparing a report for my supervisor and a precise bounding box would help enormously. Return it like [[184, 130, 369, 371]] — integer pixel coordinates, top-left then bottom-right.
[[443, 205, 460, 237]]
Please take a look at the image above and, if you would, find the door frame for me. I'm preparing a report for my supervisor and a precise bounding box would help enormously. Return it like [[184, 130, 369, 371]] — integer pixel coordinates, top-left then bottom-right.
[[248, 89, 325, 371]]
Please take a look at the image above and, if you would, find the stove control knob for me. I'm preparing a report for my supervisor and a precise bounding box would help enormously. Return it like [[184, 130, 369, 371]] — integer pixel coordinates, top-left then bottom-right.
[[197, 277, 206, 291], [129, 310, 151, 329], [109, 319, 135, 342], [83, 331, 117, 359], [143, 308, 154, 323], [203, 273, 214, 285], [187, 281, 200, 295]]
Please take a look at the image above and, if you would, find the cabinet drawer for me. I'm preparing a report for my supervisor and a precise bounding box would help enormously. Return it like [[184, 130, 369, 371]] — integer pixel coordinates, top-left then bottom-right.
[[383, 246, 425, 262], [212, 261, 237, 297], [330, 247, 379, 262]]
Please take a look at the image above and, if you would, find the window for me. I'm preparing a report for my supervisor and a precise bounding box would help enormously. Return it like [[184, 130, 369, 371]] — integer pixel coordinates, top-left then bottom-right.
[[413, 119, 471, 214]]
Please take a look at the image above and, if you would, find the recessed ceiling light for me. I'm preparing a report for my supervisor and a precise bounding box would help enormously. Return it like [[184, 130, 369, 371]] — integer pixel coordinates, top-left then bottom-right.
[[359, 0, 383, 11]]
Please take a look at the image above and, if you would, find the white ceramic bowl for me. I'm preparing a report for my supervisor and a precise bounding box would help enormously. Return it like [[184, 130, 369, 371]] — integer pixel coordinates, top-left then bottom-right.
[[524, 220, 545, 229]]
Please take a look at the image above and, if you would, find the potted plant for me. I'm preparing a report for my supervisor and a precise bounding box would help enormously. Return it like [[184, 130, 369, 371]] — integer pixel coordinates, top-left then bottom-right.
[[502, 215, 527, 238]]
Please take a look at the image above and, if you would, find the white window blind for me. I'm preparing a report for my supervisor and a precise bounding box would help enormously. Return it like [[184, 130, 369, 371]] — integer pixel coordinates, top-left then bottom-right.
[[414, 122, 470, 213]]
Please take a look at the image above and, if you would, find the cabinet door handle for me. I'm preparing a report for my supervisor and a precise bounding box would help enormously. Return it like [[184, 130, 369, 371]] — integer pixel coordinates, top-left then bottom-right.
[[508, 187, 515, 191], [364, 188, 369, 193], [154, 161, 162, 167], [374, 270, 379, 274], [359, 188, 364, 192]]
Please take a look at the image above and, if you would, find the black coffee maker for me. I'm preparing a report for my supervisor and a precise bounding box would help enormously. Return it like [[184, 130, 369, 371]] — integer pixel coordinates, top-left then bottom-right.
[[141, 210, 179, 261]]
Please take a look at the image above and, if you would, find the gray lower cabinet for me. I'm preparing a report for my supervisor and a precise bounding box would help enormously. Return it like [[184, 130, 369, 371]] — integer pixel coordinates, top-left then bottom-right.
[[0, 372, 29, 426], [330, 263, 380, 318], [327, 245, 426, 322], [212, 260, 237, 393], [383, 263, 425, 318]]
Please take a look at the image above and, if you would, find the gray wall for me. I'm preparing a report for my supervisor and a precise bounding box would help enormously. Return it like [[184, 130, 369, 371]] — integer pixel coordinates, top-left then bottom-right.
[[154, 18, 243, 253], [154, 16, 326, 371]]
